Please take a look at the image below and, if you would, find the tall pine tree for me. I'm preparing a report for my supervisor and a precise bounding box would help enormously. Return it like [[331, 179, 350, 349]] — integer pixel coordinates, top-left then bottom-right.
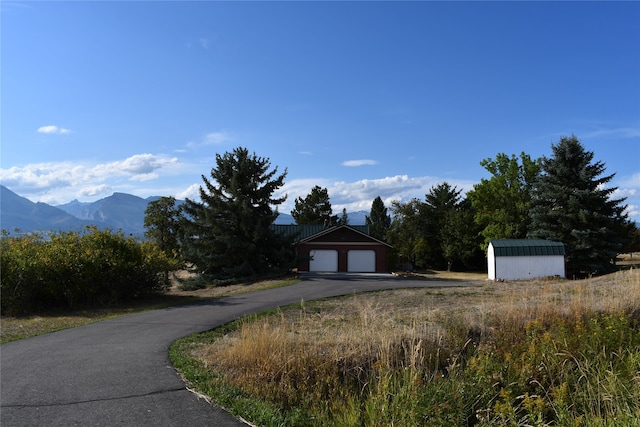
[[180, 147, 294, 280], [291, 186, 336, 225], [528, 136, 629, 277], [423, 182, 463, 269], [365, 196, 391, 241]]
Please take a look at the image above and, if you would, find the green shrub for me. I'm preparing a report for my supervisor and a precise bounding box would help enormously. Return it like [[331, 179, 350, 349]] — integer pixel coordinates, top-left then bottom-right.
[[1, 227, 178, 315], [464, 311, 640, 425]]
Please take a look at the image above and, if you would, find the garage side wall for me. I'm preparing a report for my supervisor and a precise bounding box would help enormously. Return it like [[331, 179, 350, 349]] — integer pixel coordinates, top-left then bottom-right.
[[494, 255, 565, 280]]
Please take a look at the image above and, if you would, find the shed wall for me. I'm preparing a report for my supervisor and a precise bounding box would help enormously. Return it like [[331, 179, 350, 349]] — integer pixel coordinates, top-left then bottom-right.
[[493, 255, 565, 280]]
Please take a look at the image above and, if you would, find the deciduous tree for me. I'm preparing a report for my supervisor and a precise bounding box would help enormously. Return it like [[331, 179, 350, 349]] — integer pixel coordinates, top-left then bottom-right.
[[144, 196, 183, 285], [144, 196, 181, 255], [467, 152, 541, 249]]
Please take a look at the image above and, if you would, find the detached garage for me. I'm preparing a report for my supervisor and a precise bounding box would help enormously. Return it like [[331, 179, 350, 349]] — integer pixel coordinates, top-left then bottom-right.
[[295, 225, 392, 273], [488, 239, 565, 281]]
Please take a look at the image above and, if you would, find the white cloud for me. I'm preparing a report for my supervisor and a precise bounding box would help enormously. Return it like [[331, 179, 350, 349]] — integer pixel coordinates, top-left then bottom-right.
[[0, 153, 183, 203], [91, 154, 179, 180], [582, 127, 640, 140], [176, 183, 202, 201], [37, 125, 71, 135], [118, 153, 177, 175], [203, 131, 231, 145], [613, 173, 640, 222], [78, 184, 112, 198], [186, 131, 232, 149], [130, 173, 159, 182], [619, 173, 640, 189], [625, 204, 639, 219], [342, 159, 379, 167]]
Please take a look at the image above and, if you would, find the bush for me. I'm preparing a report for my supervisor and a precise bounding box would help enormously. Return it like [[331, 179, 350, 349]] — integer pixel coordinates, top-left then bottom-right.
[[1, 227, 178, 315]]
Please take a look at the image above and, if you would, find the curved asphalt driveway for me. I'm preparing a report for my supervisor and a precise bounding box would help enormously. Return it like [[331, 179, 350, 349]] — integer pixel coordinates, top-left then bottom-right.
[[1, 274, 471, 426]]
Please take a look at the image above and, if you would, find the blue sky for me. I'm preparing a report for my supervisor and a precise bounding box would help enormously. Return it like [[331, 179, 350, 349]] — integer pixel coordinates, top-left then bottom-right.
[[2, 1, 639, 221]]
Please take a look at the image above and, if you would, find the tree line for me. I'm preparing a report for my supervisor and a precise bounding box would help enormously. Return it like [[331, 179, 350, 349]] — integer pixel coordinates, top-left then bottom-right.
[[144, 136, 637, 281], [0, 136, 640, 313], [2, 136, 636, 314]]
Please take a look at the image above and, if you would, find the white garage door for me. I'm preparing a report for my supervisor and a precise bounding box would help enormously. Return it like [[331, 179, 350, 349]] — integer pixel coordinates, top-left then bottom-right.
[[309, 250, 338, 272], [348, 250, 376, 272]]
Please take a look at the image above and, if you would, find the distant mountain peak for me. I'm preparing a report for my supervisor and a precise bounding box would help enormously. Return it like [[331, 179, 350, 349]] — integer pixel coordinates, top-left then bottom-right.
[[1, 186, 369, 235]]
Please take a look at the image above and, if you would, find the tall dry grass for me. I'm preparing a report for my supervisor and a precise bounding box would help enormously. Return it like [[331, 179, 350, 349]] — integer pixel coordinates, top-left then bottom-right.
[[190, 269, 640, 426]]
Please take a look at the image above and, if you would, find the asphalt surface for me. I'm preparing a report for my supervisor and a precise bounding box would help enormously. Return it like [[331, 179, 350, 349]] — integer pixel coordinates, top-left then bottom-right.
[[0, 273, 471, 426]]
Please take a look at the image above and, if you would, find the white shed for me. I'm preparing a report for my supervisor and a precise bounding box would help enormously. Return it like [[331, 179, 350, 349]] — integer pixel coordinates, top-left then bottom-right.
[[488, 239, 565, 281]]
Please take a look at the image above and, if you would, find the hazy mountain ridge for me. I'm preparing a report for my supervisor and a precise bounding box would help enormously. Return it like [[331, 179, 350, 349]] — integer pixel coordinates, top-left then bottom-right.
[[1, 185, 367, 236], [0, 186, 97, 233]]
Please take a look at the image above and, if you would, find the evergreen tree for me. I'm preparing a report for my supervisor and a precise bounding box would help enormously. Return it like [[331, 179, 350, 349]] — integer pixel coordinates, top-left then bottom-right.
[[467, 152, 541, 249], [180, 147, 294, 280], [339, 208, 349, 225], [365, 196, 391, 241], [528, 136, 629, 277], [423, 182, 463, 269], [291, 186, 337, 225]]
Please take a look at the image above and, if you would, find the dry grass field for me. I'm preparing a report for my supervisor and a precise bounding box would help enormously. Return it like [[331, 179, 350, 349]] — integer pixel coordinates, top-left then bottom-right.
[[175, 267, 640, 426]]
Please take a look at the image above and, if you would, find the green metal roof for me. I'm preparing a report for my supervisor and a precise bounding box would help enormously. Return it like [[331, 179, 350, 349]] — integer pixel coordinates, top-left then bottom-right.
[[272, 224, 370, 242], [490, 239, 565, 257]]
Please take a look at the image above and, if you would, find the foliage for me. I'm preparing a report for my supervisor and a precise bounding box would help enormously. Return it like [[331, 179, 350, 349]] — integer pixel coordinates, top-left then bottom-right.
[[144, 196, 184, 285], [528, 136, 629, 277], [180, 147, 295, 281], [144, 196, 182, 255], [388, 198, 427, 268], [388, 183, 482, 271], [365, 196, 391, 242], [467, 152, 541, 249], [0, 227, 175, 315], [339, 207, 349, 225], [440, 198, 484, 271], [423, 182, 469, 270], [290, 185, 337, 225], [623, 222, 640, 255]]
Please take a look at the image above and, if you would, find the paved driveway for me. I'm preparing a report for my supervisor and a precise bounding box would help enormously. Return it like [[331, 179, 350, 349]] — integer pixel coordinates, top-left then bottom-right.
[[1, 274, 470, 426]]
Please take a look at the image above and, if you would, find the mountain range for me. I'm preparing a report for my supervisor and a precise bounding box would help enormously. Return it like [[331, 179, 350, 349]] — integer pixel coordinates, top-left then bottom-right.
[[0, 185, 368, 236]]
